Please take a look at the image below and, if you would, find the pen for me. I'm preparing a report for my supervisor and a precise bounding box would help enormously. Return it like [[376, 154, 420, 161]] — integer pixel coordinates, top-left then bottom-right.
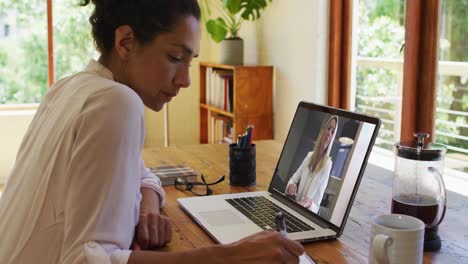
[[241, 132, 248, 147], [275, 211, 287, 238], [237, 134, 242, 147], [248, 125, 254, 147], [276, 212, 316, 263]]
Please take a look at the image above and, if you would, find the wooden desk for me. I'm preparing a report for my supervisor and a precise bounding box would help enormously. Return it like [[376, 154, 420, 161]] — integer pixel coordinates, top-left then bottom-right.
[[143, 140, 468, 263]]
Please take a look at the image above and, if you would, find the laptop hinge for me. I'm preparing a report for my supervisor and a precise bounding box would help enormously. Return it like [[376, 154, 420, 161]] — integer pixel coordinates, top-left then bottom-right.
[[270, 191, 339, 232]]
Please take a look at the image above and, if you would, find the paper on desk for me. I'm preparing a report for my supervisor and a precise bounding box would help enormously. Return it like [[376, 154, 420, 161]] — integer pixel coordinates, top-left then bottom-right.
[[300, 253, 317, 264]]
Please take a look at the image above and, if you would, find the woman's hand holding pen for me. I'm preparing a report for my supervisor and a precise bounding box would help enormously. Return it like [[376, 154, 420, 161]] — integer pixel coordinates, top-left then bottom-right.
[[225, 231, 304, 264]]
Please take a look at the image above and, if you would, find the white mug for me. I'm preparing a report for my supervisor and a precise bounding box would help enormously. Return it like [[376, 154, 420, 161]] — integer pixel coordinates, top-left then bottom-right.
[[369, 214, 425, 264]]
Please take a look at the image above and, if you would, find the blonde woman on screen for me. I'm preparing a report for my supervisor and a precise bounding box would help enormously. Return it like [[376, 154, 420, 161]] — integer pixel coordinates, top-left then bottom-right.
[[285, 115, 338, 213]]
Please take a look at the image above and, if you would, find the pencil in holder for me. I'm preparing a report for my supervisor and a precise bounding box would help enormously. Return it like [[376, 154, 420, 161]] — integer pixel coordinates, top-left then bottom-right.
[[228, 143, 256, 186]]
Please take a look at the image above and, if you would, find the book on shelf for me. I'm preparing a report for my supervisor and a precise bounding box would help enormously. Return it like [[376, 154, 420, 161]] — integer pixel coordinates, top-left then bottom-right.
[[223, 136, 233, 144], [149, 165, 197, 186], [208, 114, 233, 144], [205, 67, 211, 105], [205, 67, 233, 112]]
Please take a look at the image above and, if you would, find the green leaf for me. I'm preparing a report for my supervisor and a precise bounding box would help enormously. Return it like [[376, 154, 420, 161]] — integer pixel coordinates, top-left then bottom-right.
[[206, 18, 229, 42], [240, 0, 270, 21], [223, 0, 242, 15]]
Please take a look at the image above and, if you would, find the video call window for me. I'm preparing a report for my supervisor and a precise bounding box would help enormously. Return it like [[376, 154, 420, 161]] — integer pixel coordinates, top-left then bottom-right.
[[271, 108, 376, 227]]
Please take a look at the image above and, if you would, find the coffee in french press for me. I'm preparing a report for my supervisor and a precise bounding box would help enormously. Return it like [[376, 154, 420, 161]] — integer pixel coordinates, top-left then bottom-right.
[[392, 133, 447, 252]]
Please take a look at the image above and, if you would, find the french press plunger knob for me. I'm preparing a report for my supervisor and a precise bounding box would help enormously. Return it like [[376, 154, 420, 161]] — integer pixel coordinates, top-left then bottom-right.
[[414, 132, 430, 150]]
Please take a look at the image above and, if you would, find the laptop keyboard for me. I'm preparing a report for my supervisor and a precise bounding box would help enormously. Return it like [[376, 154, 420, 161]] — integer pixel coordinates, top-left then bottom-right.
[[225, 196, 315, 233]]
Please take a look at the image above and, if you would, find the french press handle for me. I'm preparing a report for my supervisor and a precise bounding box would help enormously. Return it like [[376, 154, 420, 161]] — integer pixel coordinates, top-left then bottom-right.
[[427, 167, 447, 228]]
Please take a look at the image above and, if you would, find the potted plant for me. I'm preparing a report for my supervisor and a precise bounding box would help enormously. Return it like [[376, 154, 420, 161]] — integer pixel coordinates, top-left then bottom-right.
[[201, 0, 272, 65]]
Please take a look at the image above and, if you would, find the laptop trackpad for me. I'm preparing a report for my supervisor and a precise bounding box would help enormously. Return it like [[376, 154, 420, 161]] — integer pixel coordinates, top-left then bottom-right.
[[199, 210, 245, 226]]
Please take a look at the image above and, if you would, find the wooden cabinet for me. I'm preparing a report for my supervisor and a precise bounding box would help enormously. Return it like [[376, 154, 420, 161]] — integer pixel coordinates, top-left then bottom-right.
[[199, 62, 274, 144]]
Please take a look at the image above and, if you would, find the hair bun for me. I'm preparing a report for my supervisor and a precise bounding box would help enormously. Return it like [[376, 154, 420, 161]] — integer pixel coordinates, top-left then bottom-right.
[[82, 0, 200, 53]]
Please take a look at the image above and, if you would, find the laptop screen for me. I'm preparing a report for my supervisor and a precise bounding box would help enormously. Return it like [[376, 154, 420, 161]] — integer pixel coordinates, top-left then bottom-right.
[[269, 102, 379, 228]]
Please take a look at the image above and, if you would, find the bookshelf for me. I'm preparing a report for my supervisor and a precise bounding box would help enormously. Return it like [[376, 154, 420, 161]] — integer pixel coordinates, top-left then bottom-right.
[[199, 62, 274, 144]]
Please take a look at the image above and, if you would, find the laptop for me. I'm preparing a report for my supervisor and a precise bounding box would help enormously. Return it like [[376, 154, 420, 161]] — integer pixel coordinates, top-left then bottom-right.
[[178, 101, 381, 244]]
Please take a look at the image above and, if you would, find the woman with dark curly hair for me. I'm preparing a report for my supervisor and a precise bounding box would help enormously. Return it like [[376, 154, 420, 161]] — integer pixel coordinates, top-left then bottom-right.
[[0, 1, 303, 263]]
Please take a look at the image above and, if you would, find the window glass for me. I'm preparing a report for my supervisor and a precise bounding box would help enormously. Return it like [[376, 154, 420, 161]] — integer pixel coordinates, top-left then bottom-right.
[[53, 1, 95, 81], [436, 0, 468, 173], [0, 1, 94, 105], [0, 1, 47, 104], [353, 0, 406, 151]]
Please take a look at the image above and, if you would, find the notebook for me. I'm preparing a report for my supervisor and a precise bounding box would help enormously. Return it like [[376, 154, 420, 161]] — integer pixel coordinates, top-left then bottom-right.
[[149, 165, 197, 186], [178, 101, 381, 244]]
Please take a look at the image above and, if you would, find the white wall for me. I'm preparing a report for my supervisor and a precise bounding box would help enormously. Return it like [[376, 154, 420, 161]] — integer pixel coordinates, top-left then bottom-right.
[[248, 0, 330, 141], [0, 108, 35, 181]]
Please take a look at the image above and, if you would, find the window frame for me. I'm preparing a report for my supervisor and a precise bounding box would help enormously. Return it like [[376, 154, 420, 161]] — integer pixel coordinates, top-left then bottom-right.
[[328, 0, 442, 144], [400, 0, 441, 142], [47, 0, 54, 87], [328, 0, 353, 110]]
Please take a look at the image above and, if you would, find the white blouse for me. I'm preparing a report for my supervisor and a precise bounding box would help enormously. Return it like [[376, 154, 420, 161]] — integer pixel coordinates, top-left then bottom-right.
[[0, 60, 165, 264], [286, 152, 332, 213]]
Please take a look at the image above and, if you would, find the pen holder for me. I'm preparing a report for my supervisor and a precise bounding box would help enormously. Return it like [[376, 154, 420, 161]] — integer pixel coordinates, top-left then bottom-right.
[[228, 143, 256, 186]]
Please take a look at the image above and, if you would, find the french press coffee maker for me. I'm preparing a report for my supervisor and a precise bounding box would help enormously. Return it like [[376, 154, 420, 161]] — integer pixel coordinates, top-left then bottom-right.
[[392, 133, 447, 252]]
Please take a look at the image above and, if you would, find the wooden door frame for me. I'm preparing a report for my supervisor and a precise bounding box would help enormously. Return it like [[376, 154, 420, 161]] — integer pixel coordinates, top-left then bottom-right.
[[400, 0, 441, 142], [47, 0, 54, 87], [328, 0, 353, 110]]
